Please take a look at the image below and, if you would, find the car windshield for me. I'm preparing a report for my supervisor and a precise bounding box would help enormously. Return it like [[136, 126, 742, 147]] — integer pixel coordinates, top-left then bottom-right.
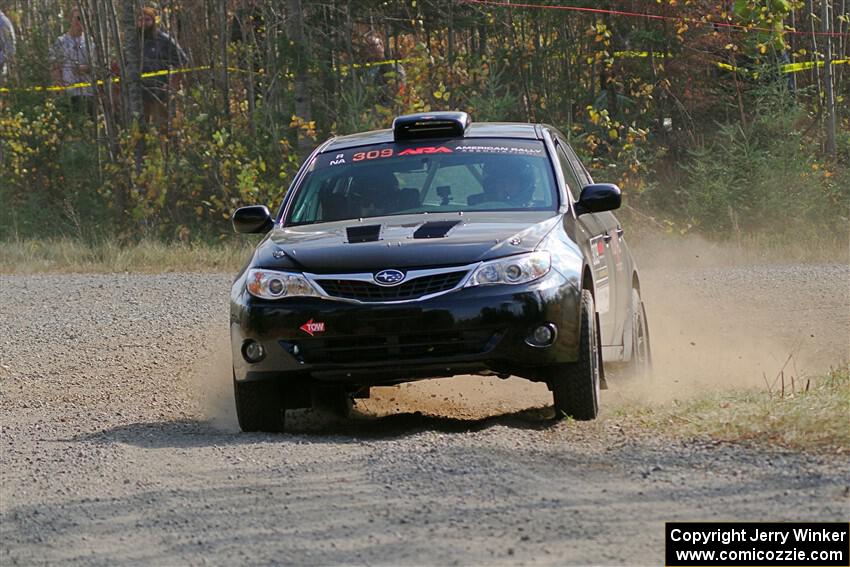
[[285, 138, 557, 225]]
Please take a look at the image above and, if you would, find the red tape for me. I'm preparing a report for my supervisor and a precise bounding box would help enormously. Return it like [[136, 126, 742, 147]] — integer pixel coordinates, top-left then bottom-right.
[[458, 0, 850, 38]]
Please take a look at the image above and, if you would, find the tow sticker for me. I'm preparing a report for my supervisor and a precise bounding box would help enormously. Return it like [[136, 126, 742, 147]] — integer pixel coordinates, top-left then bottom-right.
[[299, 319, 326, 336]]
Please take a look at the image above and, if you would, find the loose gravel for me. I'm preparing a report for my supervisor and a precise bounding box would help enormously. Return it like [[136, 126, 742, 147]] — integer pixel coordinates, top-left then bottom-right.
[[1, 266, 848, 566]]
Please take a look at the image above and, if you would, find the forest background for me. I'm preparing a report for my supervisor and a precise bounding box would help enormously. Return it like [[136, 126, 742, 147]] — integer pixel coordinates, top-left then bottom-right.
[[0, 0, 847, 250]]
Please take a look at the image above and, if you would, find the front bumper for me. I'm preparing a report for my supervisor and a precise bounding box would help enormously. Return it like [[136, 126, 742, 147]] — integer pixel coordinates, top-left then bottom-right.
[[230, 270, 581, 386]]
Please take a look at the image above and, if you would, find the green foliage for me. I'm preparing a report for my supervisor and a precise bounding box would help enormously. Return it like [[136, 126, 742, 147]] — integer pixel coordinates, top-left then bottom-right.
[[0, 88, 302, 241], [662, 91, 849, 240], [466, 64, 521, 122], [0, 100, 108, 238]]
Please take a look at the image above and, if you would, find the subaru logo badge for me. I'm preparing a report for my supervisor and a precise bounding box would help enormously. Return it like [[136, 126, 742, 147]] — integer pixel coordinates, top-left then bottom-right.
[[374, 269, 405, 286]]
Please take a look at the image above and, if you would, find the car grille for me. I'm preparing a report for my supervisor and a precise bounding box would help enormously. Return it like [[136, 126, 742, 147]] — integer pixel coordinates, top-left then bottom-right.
[[289, 329, 504, 365], [314, 271, 467, 302]]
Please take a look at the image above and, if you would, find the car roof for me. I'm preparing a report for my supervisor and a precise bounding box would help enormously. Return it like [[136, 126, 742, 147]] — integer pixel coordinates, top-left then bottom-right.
[[323, 122, 544, 152]]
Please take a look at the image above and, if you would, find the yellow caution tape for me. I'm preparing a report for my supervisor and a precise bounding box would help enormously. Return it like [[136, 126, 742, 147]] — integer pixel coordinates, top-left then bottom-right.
[[718, 58, 850, 76], [0, 65, 213, 94], [5, 54, 840, 94], [613, 50, 672, 58], [0, 57, 412, 94], [347, 57, 413, 70], [781, 59, 850, 72]]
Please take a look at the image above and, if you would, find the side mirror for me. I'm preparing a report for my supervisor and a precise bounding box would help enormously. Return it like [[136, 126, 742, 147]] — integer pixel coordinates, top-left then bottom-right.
[[232, 205, 274, 234], [575, 183, 621, 216]]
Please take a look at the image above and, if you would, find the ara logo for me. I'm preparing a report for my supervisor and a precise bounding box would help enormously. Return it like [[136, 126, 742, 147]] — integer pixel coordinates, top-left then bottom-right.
[[398, 146, 453, 156], [374, 269, 405, 286], [299, 319, 326, 336]]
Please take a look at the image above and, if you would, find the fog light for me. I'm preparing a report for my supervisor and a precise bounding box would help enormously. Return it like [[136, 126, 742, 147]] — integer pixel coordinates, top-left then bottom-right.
[[526, 324, 557, 348], [243, 340, 266, 363]]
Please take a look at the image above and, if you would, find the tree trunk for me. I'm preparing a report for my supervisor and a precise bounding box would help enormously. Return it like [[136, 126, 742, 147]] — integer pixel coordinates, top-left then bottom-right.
[[219, 0, 230, 121], [822, 0, 837, 161], [120, 0, 144, 222], [121, 0, 143, 126], [285, 0, 312, 158]]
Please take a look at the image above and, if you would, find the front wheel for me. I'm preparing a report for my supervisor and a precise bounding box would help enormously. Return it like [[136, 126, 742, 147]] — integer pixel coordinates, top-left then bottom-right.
[[233, 373, 286, 433], [550, 289, 600, 420]]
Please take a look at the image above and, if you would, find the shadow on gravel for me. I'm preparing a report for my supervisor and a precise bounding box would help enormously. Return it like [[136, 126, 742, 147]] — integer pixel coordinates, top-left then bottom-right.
[[74, 406, 556, 449]]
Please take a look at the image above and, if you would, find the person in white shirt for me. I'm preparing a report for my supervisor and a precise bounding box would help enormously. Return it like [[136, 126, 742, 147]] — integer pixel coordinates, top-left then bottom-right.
[[0, 9, 15, 84], [50, 7, 95, 115]]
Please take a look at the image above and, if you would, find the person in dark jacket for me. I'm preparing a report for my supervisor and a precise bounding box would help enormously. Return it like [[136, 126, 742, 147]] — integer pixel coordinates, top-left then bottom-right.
[[137, 7, 188, 126]]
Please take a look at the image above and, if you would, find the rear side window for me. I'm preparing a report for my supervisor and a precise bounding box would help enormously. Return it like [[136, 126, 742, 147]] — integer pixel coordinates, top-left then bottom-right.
[[286, 138, 557, 225], [555, 144, 582, 201]]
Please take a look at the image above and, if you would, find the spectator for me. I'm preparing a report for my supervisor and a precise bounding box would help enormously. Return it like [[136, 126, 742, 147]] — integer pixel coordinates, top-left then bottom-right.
[[50, 7, 95, 116], [360, 33, 405, 103], [0, 9, 16, 84], [137, 6, 188, 126]]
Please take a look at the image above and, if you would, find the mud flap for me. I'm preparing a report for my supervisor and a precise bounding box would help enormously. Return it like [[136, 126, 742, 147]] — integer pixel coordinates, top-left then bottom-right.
[[622, 302, 635, 363], [596, 312, 608, 390]]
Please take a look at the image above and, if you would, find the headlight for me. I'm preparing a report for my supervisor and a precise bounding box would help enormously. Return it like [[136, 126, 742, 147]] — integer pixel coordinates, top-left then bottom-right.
[[246, 269, 321, 299], [466, 252, 551, 287]]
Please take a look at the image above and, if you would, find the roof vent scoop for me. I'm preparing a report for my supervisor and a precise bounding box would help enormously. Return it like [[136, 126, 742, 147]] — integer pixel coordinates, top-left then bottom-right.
[[346, 225, 382, 243], [393, 111, 470, 141]]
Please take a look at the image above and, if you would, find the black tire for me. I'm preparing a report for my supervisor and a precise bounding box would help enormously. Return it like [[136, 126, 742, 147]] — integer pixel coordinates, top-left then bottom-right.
[[311, 385, 353, 418], [551, 289, 600, 420], [233, 374, 286, 433], [625, 287, 652, 379]]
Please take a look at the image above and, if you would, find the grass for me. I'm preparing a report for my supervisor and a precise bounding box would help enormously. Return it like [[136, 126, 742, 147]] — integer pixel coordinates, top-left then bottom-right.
[[617, 208, 850, 268], [3, 226, 848, 275], [0, 237, 259, 274], [624, 366, 850, 453]]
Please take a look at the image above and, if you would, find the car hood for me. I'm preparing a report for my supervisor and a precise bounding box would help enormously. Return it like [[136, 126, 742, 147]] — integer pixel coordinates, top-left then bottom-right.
[[261, 212, 562, 272]]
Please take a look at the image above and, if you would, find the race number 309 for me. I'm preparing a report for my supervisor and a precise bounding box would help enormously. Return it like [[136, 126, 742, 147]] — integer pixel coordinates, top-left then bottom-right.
[[353, 148, 393, 161]]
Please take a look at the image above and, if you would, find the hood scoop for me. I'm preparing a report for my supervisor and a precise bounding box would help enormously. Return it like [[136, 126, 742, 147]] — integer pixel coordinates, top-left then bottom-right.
[[413, 220, 461, 239], [346, 224, 382, 243]]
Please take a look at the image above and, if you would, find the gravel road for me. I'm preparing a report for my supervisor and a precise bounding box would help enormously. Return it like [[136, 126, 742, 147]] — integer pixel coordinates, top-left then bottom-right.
[[1, 263, 848, 566]]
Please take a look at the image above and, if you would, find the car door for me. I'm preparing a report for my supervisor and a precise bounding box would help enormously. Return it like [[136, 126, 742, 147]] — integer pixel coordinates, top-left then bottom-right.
[[553, 140, 616, 344], [558, 141, 622, 346], [565, 144, 631, 347]]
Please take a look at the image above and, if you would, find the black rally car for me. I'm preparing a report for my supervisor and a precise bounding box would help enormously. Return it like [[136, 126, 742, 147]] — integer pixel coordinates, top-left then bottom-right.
[[230, 112, 650, 432]]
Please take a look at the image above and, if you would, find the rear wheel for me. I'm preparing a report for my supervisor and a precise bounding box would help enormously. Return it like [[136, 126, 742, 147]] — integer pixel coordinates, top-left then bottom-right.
[[551, 289, 600, 420], [625, 287, 652, 379], [233, 373, 286, 433]]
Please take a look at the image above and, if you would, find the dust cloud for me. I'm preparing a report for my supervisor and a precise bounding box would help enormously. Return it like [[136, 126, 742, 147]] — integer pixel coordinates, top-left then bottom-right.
[[613, 233, 850, 405], [192, 234, 849, 423], [191, 331, 239, 430]]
